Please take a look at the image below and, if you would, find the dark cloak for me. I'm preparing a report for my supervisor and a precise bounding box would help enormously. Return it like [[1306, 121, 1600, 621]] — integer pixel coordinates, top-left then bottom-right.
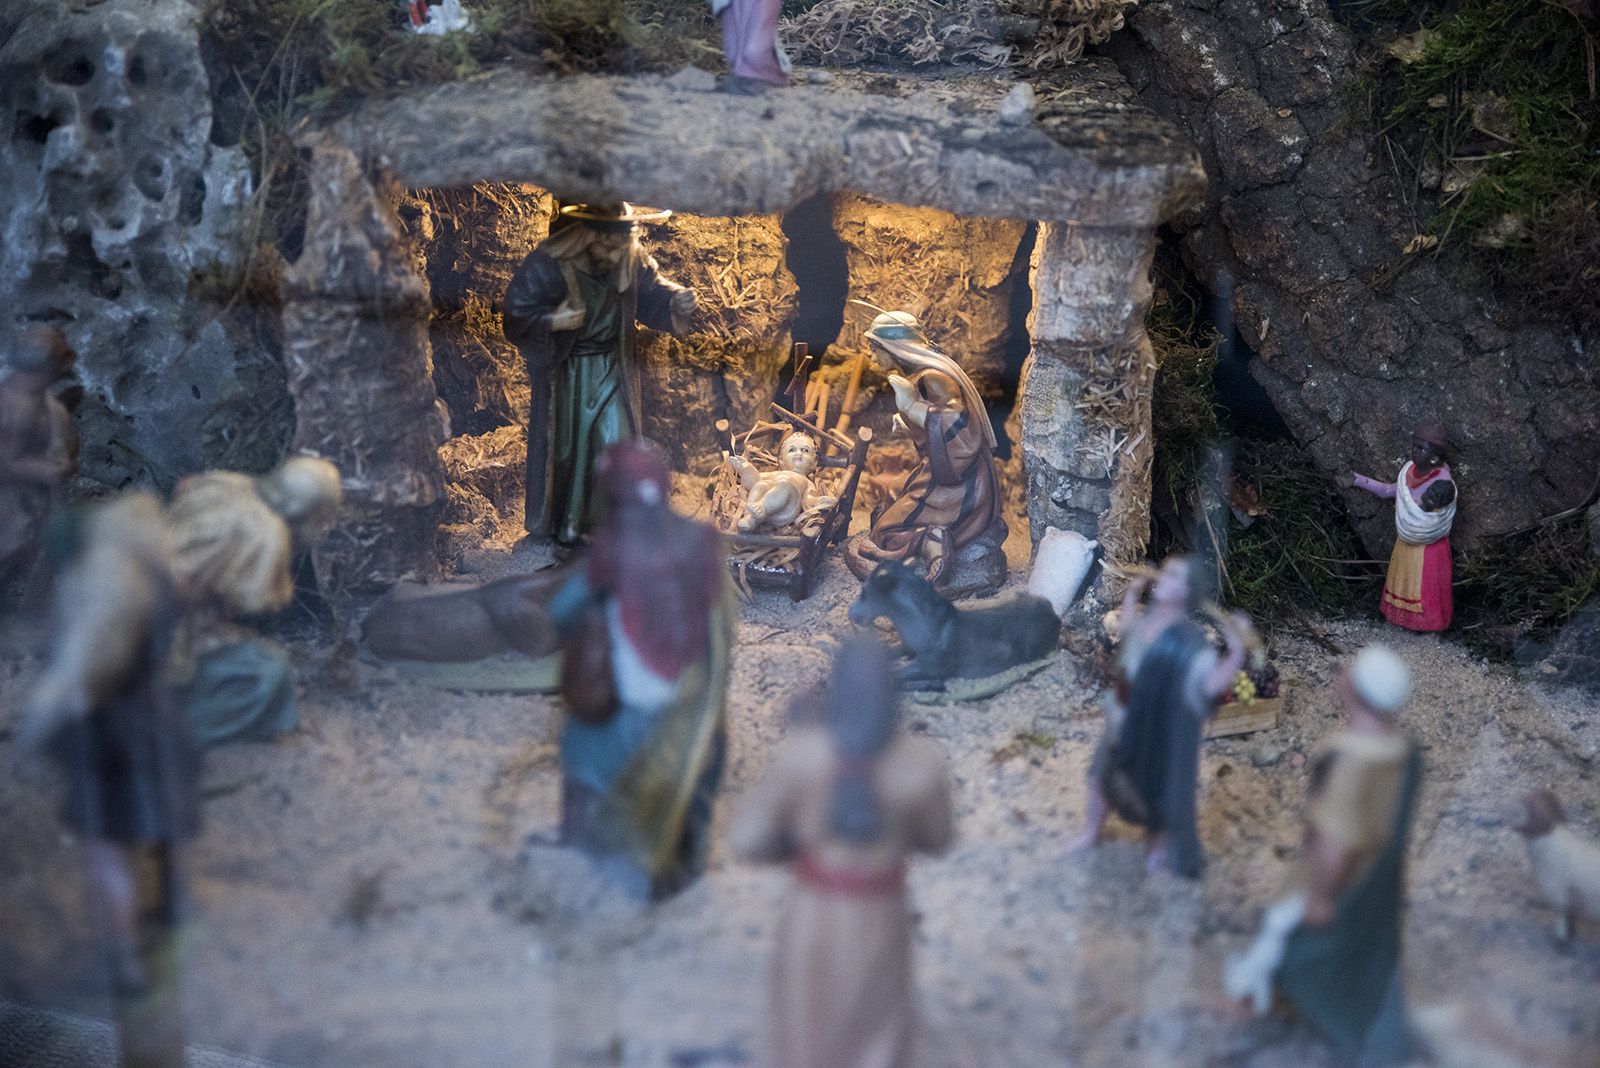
[[502, 247, 685, 539], [47, 570, 201, 844], [1101, 619, 1213, 878], [1277, 746, 1423, 1067]]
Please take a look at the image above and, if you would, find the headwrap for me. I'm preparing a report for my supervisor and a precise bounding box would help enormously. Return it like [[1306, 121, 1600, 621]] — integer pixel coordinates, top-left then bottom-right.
[[1393, 462, 1454, 545], [866, 311, 997, 451]]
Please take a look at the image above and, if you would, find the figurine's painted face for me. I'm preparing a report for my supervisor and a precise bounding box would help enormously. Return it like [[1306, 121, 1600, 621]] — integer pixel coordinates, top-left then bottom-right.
[[868, 339, 899, 374], [1151, 558, 1192, 607], [779, 433, 818, 475], [1409, 436, 1441, 470], [588, 228, 634, 269]]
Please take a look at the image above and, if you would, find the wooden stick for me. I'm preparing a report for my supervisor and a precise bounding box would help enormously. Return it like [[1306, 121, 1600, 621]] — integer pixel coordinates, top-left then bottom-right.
[[767, 403, 852, 451], [724, 531, 810, 548], [833, 347, 870, 438]]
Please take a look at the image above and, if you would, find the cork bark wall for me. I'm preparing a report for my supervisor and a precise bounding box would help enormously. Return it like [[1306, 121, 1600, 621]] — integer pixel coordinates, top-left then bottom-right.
[[281, 142, 446, 607], [1104, 0, 1599, 552], [1021, 222, 1160, 602]]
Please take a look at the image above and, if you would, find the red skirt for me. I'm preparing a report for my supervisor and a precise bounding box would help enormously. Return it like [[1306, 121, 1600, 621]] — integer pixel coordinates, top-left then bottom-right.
[[1380, 537, 1452, 632]]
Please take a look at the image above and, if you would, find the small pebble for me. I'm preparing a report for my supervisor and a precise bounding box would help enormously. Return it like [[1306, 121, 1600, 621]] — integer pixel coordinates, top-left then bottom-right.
[[1251, 745, 1285, 768], [997, 83, 1036, 126]]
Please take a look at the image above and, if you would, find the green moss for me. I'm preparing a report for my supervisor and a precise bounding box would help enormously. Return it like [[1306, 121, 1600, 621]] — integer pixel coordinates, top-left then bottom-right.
[[204, 0, 721, 119], [1375, 0, 1600, 330], [1148, 252, 1380, 625], [1222, 440, 1382, 620], [1148, 266, 1225, 513], [1455, 511, 1600, 658]]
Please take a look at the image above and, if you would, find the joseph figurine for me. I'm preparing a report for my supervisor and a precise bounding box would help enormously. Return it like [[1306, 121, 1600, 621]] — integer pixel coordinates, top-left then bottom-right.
[[503, 204, 697, 545]]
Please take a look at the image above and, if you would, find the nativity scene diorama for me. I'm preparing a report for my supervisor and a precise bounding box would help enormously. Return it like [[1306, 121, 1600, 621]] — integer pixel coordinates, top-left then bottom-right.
[[2, 0, 1599, 1065]]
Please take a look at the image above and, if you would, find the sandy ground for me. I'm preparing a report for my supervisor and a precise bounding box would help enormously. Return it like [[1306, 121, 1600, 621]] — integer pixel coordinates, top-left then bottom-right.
[[2, 520, 1598, 1067]]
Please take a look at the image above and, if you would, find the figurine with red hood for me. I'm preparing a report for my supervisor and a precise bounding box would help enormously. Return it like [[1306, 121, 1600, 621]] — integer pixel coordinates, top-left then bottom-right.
[[1349, 424, 1457, 632], [547, 439, 734, 898]]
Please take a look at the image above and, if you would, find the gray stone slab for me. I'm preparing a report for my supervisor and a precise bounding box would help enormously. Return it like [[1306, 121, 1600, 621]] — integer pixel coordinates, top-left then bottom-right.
[[328, 60, 1204, 227]]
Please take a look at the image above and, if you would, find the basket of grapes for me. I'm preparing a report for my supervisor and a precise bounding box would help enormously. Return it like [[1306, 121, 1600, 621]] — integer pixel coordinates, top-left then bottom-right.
[[1207, 651, 1283, 739]]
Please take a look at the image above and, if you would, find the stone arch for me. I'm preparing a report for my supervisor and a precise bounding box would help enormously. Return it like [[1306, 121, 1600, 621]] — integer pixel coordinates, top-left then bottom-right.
[[283, 64, 1204, 607]]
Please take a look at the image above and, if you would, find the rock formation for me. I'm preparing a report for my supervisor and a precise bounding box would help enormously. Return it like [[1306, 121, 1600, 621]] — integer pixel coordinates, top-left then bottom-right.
[[0, 0, 263, 488], [1105, 0, 1600, 551]]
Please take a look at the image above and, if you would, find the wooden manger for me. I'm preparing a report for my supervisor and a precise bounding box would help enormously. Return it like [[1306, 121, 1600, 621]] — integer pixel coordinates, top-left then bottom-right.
[[710, 405, 872, 601]]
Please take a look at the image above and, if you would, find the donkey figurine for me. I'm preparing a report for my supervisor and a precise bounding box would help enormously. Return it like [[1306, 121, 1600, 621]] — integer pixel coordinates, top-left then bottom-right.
[[848, 560, 1060, 690]]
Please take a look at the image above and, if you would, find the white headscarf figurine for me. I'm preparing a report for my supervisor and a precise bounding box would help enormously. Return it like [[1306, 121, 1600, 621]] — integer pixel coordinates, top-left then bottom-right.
[[844, 306, 1007, 593], [862, 310, 998, 452]]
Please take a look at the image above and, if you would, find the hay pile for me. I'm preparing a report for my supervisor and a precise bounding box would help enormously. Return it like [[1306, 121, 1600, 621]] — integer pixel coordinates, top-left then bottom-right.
[[1018, 0, 1138, 70], [779, 0, 1137, 70], [780, 0, 1014, 68]]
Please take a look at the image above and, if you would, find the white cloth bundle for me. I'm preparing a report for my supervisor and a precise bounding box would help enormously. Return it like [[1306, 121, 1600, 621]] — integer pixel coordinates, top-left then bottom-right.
[[412, 0, 473, 35], [1225, 893, 1306, 1014], [1393, 462, 1455, 545], [1027, 528, 1096, 616]]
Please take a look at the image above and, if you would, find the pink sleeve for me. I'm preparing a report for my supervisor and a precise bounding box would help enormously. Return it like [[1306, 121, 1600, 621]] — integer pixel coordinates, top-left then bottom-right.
[[1353, 473, 1396, 498]]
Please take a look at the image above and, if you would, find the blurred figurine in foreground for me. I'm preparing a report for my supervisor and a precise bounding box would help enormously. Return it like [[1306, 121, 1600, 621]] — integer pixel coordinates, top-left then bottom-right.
[[0, 325, 77, 603], [1227, 645, 1422, 1067], [1350, 425, 1456, 632], [23, 493, 198, 1066], [1069, 555, 1254, 877], [732, 635, 954, 1068], [503, 203, 696, 547], [711, 0, 790, 93], [1510, 789, 1600, 943], [845, 311, 1006, 597], [549, 440, 733, 898], [166, 456, 342, 746]]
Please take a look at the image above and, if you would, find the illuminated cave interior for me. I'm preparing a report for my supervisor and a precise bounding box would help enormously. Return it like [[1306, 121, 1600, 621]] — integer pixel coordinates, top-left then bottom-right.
[[402, 183, 1038, 569]]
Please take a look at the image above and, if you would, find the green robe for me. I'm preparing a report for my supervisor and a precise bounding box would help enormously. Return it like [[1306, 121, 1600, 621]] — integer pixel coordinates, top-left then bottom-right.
[[1278, 746, 1422, 1066], [550, 269, 632, 544], [503, 245, 687, 544]]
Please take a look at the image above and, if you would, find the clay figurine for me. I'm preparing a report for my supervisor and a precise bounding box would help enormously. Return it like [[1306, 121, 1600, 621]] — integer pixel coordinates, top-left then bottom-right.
[[1226, 645, 1422, 1066], [23, 492, 199, 1066], [731, 635, 954, 1068], [362, 570, 566, 663], [1350, 424, 1456, 631], [1068, 555, 1254, 877], [844, 311, 1006, 596], [727, 430, 836, 533], [0, 325, 77, 602], [1510, 789, 1600, 943], [711, 0, 790, 93], [546, 440, 733, 899], [503, 203, 697, 546], [165, 456, 342, 746], [848, 559, 1059, 692]]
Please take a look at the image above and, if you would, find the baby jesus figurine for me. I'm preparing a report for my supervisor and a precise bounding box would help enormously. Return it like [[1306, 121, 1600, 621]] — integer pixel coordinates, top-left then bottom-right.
[[727, 431, 836, 533]]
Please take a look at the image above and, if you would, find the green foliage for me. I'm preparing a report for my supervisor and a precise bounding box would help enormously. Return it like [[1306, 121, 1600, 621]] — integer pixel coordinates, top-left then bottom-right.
[[1222, 440, 1381, 620], [205, 0, 720, 115], [1148, 253, 1379, 624], [1148, 280, 1224, 512], [1456, 510, 1600, 658], [1374, 0, 1600, 330]]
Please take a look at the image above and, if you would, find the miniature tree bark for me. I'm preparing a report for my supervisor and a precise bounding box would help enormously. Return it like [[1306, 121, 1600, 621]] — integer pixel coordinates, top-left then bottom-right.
[[282, 140, 447, 609], [1022, 222, 1161, 607]]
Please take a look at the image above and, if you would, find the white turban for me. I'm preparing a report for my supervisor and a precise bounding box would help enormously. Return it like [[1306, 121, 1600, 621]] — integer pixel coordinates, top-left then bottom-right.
[[1350, 645, 1410, 716]]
